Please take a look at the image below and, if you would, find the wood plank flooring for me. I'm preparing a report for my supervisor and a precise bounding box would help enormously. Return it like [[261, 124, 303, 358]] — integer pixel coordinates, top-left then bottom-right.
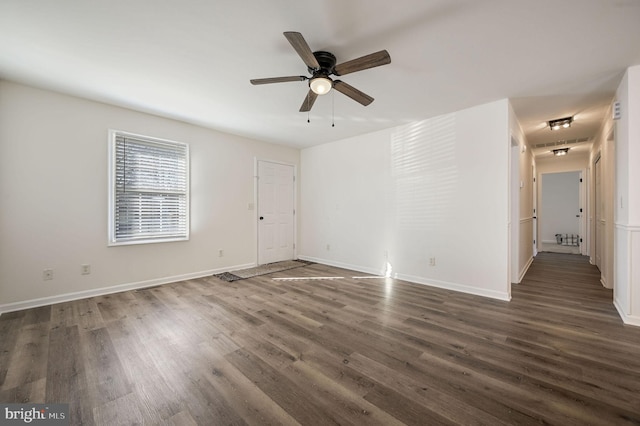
[[2, 252, 640, 425]]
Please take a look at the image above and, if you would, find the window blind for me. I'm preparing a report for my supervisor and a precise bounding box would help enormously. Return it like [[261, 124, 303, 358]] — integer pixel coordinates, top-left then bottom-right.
[[111, 132, 189, 244]]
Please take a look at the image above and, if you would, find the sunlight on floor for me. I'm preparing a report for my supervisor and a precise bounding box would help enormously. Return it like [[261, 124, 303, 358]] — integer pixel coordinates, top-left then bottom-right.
[[272, 276, 344, 281]]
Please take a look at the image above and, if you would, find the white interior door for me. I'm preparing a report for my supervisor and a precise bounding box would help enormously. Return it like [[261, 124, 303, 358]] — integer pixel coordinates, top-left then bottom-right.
[[258, 161, 294, 265]]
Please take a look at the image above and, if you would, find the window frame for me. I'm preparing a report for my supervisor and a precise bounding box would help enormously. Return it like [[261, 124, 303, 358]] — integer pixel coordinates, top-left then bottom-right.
[[108, 129, 190, 246]]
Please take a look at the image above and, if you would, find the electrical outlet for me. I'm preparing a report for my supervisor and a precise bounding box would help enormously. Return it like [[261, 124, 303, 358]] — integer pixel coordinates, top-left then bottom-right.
[[218, 249, 224, 257], [43, 269, 53, 281], [326, 244, 331, 251], [81, 264, 91, 275], [429, 257, 436, 266]]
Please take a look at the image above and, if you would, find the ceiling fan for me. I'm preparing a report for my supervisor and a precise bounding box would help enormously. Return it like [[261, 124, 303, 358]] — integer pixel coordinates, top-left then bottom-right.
[[250, 32, 391, 112]]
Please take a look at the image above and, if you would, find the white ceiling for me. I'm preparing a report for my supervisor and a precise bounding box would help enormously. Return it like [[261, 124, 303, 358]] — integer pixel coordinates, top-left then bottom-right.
[[1, 0, 639, 153]]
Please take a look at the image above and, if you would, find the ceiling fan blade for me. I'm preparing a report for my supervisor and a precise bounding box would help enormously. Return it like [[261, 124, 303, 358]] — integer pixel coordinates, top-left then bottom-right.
[[333, 80, 374, 106], [250, 76, 306, 85], [284, 31, 320, 70], [299, 90, 318, 112], [334, 50, 391, 76]]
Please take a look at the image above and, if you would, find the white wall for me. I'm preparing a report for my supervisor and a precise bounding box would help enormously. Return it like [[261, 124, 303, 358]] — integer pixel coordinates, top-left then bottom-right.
[[540, 172, 580, 242], [614, 65, 640, 326], [0, 81, 299, 311], [536, 153, 589, 175], [299, 99, 511, 301]]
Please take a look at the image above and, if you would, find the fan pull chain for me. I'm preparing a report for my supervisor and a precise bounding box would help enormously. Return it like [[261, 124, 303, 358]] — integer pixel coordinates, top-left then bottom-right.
[[332, 90, 335, 127]]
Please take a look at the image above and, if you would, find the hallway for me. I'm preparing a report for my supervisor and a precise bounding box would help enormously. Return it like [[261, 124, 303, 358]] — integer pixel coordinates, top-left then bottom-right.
[[516, 252, 614, 320]]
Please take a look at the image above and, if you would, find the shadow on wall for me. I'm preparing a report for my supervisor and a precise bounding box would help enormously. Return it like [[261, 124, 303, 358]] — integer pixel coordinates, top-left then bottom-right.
[[390, 114, 458, 232]]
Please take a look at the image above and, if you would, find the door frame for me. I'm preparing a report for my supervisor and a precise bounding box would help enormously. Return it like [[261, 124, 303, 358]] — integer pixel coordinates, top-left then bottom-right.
[[254, 158, 297, 265], [537, 168, 587, 254], [593, 152, 602, 269], [579, 169, 588, 256]]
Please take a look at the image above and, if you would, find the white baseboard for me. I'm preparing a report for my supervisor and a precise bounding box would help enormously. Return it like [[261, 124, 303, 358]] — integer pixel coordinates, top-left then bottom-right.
[[297, 255, 385, 277], [516, 256, 534, 284], [395, 272, 511, 301], [0, 262, 255, 316], [298, 256, 511, 301], [614, 299, 640, 327]]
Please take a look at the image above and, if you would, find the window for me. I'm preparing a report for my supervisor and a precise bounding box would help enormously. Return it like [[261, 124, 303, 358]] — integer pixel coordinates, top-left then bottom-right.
[[108, 130, 189, 245]]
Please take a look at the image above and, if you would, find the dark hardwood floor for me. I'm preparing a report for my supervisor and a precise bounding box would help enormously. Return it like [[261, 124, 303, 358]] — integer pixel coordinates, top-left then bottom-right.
[[2, 252, 640, 425]]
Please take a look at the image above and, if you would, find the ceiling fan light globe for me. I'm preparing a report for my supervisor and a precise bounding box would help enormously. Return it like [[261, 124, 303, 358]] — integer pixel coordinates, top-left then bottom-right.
[[310, 77, 332, 95]]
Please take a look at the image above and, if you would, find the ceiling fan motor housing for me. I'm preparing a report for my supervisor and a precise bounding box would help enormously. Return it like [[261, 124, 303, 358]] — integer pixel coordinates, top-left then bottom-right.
[[309, 51, 337, 76]]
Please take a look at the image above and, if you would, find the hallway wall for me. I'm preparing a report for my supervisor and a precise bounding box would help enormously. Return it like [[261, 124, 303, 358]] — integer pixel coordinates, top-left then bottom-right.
[[614, 65, 640, 326], [509, 105, 534, 284]]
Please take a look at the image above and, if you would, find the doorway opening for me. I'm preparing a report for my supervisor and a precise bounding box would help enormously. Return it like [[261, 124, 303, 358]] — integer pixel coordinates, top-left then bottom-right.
[[538, 171, 584, 255]]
